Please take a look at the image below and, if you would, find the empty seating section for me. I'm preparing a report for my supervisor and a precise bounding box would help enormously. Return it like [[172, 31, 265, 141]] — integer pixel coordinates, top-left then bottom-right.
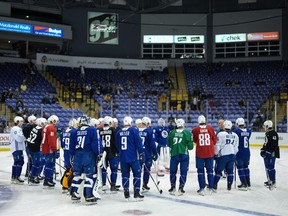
[[0, 61, 286, 131], [47, 66, 167, 126], [0, 62, 83, 129], [183, 61, 288, 129]]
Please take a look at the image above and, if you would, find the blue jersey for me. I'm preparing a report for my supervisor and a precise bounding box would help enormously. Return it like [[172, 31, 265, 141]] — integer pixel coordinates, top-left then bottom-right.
[[70, 126, 102, 156], [232, 128, 251, 159], [60, 128, 77, 151], [139, 127, 157, 159], [152, 126, 170, 147], [116, 127, 143, 163]]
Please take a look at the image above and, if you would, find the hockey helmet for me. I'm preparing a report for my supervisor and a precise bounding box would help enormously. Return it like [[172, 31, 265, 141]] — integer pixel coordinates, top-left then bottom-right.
[[223, 120, 232, 130], [176, 118, 185, 128], [123, 116, 133, 126]]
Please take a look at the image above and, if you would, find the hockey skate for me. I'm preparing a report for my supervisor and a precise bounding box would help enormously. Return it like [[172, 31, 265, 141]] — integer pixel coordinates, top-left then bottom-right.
[[142, 183, 150, 192], [71, 192, 81, 204], [168, 185, 176, 195], [43, 179, 55, 189], [178, 185, 185, 196], [85, 196, 98, 205], [227, 182, 232, 191], [207, 187, 217, 195], [267, 181, 276, 190], [213, 183, 218, 191], [246, 179, 251, 188], [124, 188, 130, 201], [197, 188, 205, 196], [110, 184, 119, 192], [28, 177, 40, 186], [15, 177, 25, 185], [237, 182, 248, 191], [134, 190, 144, 201]]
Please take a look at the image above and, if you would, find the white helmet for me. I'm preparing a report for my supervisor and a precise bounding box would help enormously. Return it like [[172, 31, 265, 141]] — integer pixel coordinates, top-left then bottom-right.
[[36, 117, 47, 126], [263, 120, 273, 129], [123, 116, 133, 126], [27, 115, 36, 123], [14, 116, 24, 124], [103, 116, 113, 125], [158, 118, 165, 127], [176, 118, 185, 128], [142, 117, 150, 125], [198, 115, 206, 124], [79, 115, 90, 125], [112, 118, 118, 123], [90, 118, 100, 127], [236, 117, 245, 126], [223, 120, 232, 130], [68, 118, 78, 128], [135, 118, 142, 125], [48, 115, 59, 124]]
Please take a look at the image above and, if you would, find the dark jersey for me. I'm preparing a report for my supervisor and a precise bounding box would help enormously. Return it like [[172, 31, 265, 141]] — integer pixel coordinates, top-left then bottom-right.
[[23, 123, 37, 147], [26, 125, 43, 152], [98, 126, 118, 159], [263, 130, 280, 158]]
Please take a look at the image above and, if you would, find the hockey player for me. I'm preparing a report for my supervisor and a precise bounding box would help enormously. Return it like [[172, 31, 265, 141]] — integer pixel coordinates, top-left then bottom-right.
[[260, 120, 280, 190], [69, 115, 102, 204], [192, 115, 217, 195], [10, 116, 26, 184], [233, 117, 252, 190], [153, 118, 170, 176], [60, 118, 78, 169], [214, 120, 239, 191], [139, 117, 158, 191], [26, 117, 47, 185], [116, 116, 145, 200], [135, 119, 142, 128], [90, 118, 100, 128], [60, 118, 77, 192], [112, 118, 121, 132], [168, 119, 193, 195], [23, 115, 37, 178], [98, 116, 119, 192], [42, 115, 59, 188]]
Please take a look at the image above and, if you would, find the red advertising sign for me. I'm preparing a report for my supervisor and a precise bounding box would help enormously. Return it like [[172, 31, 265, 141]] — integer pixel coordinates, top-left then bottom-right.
[[247, 32, 279, 41]]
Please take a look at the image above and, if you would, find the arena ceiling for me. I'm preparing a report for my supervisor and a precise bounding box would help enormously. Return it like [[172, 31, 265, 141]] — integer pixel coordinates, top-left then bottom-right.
[[0, 0, 287, 15]]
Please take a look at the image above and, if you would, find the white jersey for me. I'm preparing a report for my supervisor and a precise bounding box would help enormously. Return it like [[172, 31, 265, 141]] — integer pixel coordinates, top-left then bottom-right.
[[9, 125, 26, 153], [215, 131, 239, 157]]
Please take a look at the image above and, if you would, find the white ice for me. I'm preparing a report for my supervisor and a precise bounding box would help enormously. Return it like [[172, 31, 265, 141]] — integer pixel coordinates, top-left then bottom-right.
[[0, 148, 287, 216]]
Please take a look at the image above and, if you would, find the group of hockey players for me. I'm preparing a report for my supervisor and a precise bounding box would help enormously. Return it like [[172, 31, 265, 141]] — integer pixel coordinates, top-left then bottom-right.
[[9, 113, 280, 205]]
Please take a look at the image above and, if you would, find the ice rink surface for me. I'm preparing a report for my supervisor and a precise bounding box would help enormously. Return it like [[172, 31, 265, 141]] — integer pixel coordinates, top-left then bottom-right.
[[0, 148, 287, 216]]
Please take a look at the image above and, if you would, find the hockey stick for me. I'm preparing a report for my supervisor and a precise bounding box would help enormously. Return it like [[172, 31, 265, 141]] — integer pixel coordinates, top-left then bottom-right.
[[55, 161, 67, 171], [234, 162, 237, 189], [144, 164, 163, 194], [152, 161, 160, 185], [59, 158, 63, 177], [92, 163, 102, 199]]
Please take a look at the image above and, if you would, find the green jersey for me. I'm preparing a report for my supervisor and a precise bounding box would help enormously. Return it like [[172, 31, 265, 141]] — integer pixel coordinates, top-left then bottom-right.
[[168, 129, 194, 157]]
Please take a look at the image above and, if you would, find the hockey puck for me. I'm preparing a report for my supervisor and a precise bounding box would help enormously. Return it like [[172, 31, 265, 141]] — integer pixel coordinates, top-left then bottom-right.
[[157, 181, 160, 185], [160, 190, 163, 194]]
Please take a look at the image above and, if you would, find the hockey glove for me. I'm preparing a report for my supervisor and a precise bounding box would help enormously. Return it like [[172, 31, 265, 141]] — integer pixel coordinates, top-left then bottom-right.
[[139, 152, 146, 164], [152, 153, 158, 161], [54, 150, 60, 159], [260, 149, 266, 158]]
